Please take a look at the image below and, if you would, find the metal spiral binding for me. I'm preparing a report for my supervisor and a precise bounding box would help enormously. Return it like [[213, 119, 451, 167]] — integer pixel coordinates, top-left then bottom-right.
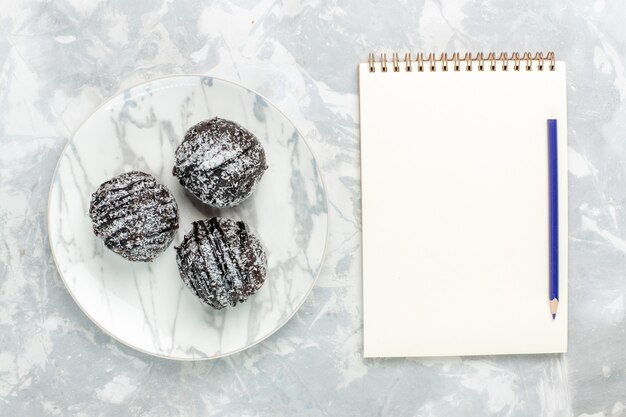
[[367, 51, 556, 73]]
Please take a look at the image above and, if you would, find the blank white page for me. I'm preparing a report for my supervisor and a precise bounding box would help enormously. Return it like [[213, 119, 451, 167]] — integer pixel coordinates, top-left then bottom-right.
[[359, 59, 568, 357]]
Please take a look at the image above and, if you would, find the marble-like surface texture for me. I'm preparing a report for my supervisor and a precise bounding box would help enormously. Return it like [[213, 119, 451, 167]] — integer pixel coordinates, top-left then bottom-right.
[[48, 75, 327, 359], [0, 0, 624, 415]]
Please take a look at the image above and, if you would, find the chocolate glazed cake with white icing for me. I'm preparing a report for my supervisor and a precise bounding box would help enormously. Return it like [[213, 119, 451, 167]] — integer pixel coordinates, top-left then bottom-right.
[[175, 217, 268, 310], [89, 171, 179, 262], [172, 117, 268, 207]]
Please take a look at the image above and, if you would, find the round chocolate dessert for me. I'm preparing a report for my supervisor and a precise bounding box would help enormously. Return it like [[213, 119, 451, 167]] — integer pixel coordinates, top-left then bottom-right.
[[175, 217, 268, 310], [172, 117, 268, 207], [89, 171, 179, 262]]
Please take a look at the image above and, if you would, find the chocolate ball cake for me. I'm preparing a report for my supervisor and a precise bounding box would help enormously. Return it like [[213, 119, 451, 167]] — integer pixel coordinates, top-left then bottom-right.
[[89, 171, 179, 262], [172, 117, 268, 208], [175, 217, 268, 309]]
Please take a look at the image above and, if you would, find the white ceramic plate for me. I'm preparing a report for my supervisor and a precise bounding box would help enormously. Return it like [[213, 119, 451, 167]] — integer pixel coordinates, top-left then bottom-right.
[[48, 75, 328, 360]]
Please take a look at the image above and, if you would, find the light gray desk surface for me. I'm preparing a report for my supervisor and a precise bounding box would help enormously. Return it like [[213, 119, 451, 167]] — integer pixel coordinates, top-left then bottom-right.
[[0, 1, 624, 416]]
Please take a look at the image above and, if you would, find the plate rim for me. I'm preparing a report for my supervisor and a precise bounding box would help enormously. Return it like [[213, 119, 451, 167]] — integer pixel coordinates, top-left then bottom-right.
[[46, 74, 329, 361]]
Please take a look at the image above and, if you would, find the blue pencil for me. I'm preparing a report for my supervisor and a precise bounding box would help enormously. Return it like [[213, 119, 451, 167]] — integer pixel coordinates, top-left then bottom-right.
[[548, 119, 559, 319]]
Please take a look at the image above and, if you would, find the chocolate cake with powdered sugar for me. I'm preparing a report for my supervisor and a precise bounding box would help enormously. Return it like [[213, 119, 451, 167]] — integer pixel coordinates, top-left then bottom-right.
[[89, 171, 179, 262], [175, 217, 267, 310], [172, 117, 268, 208]]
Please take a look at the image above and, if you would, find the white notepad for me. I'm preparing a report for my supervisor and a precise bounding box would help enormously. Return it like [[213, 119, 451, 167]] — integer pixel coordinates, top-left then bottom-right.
[[359, 53, 568, 357]]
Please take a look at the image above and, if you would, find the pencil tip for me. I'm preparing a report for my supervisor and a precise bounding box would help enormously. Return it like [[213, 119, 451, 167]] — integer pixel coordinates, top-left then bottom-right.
[[550, 298, 559, 318]]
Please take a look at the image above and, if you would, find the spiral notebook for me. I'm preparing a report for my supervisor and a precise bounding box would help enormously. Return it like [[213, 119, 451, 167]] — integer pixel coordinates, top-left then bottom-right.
[[359, 52, 568, 358]]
